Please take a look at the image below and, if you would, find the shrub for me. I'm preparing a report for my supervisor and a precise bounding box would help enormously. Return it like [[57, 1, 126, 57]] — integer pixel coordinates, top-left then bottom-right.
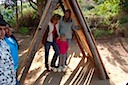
[[18, 3, 39, 27], [93, 29, 113, 38], [0, 6, 16, 27], [19, 27, 29, 34]]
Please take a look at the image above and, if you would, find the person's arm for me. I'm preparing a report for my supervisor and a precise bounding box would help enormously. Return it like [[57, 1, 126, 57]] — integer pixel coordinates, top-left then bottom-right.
[[58, 17, 63, 33], [56, 23, 60, 37], [0, 45, 5, 84], [0, 50, 10, 84], [0, 66, 8, 84], [72, 19, 79, 30], [42, 25, 49, 44]]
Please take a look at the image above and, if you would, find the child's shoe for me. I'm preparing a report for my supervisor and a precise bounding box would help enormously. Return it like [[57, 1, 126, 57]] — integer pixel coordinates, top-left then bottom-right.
[[63, 65, 67, 69], [57, 66, 63, 72], [52, 67, 57, 72], [62, 65, 68, 72], [62, 67, 66, 72], [57, 68, 62, 72]]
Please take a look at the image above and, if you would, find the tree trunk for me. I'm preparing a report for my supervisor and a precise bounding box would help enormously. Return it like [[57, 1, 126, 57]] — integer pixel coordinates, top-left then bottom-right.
[[16, 0, 19, 30], [21, 0, 23, 18], [37, 0, 47, 19]]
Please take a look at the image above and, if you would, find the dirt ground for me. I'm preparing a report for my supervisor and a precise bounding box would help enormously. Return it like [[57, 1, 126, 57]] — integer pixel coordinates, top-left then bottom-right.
[[16, 33, 128, 85]]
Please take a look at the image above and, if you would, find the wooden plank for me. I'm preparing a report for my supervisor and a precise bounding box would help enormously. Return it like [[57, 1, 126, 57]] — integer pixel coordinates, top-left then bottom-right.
[[68, 58, 93, 85], [76, 29, 93, 58], [74, 62, 93, 85], [73, 30, 87, 58], [69, 0, 106, 80], [86, 68, 95, 85], [63, 0, 93, 58], [19, 0, 59, 84], [17, 1, 52, 76], [83, 68, 95, 85]]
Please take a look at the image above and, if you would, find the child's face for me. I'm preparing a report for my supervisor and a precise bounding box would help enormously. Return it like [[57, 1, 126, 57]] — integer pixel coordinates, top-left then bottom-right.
[[60, 36, 66, 41]]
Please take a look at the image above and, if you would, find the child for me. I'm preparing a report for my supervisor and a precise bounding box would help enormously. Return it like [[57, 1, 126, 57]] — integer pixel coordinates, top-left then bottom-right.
[[56, 34, 68, 72]]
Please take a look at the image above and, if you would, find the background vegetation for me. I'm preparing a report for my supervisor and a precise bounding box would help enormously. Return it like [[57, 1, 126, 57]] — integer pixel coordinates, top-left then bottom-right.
[[0, 0, 128, 38]]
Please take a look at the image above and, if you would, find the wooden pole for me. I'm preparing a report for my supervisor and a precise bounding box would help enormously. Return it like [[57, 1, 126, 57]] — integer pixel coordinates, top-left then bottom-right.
[[73, 30, 86, 57], [69, 0, 106, 80], [17, 0, 51, 77], [19, 0, 59, 84], [84, 68, 95, 85], [76, 29, 93, 58]]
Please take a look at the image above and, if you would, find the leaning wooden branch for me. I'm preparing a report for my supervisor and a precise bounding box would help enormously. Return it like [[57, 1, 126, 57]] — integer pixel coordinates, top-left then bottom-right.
[[29, 0, 37, 10]]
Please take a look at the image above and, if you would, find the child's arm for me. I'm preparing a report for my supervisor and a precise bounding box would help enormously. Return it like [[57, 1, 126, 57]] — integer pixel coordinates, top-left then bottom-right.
[[56, 37, 60, 44]]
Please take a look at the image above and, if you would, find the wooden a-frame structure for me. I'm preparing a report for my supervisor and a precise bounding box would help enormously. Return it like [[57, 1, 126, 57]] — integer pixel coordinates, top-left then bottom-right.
[[18, 0, 108, 84]]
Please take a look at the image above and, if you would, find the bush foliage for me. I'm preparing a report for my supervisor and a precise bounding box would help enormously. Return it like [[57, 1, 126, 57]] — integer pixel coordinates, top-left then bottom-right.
[[2, 0, 128, 37], [19, 27, 29, 34], [18, 3, 39, 27]]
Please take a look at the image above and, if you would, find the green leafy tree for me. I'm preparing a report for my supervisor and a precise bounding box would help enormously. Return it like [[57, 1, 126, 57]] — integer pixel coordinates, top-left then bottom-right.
[[28, 0, 47, 19], [119, 0, 128, 12], [119, 0, 128, 37]]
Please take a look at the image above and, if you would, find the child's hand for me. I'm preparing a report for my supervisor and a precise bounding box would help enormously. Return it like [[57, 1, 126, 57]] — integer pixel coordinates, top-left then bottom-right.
[[57, 36, 60, 39]]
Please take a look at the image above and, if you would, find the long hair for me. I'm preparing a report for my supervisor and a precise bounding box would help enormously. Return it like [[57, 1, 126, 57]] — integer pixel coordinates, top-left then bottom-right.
[[63, 9, 72, 22]]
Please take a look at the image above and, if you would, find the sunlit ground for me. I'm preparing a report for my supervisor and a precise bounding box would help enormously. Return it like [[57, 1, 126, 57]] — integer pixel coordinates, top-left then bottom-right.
[[18, 35, 128, 85], [96, 38, 128, 85]]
